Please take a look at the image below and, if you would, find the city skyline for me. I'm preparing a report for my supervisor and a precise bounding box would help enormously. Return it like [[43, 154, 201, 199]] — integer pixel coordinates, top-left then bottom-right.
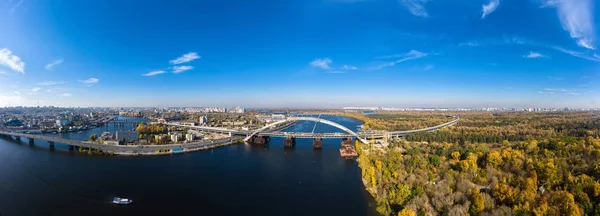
[[1, 0, 599, 108]]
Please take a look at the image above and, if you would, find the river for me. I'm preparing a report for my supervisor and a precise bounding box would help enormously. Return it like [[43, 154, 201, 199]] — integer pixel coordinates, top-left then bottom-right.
[[0, 115, 379, 216]]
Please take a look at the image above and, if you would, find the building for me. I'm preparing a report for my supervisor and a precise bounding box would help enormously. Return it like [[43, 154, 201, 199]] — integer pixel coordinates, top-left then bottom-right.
[[271, 114, 285, 119], [171, 133, 182, 143], [234, 106, 245, 113], [199, 116, 208, 124], [185, 133, 195, 142], [116, 130, 139, 143], [56, 119, 70, 127], [154, 134, 168, 143]]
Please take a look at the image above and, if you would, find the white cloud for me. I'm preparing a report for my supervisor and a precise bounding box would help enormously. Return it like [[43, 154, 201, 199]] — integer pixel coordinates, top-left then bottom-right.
[[61, 93, 72, 97], [44, 59, 63, 71], [458, 36, 600, 62], [31, 87, 40, 92], [524, 51, 548, 58], [37, 81, 66, 86], [548, 76, 564, 80], [545, 0, 595, 50], [78, 78, 99, 84], [0, 48, 25, 73], [309, 58, 333, 70], [0, 71, 6, 75], [377, 50, 428, 69], [550, 45, 600, 62], [566, 92, 581, 96], [142, 70, 166, 76], [343, 65, 358, 70], [172, 66, 193, 74], [170, 52, 201, 65], [14, 91, 20, 95], [399, 0, 429, 17], [424, 65, 435, 71], [481, 0, 500, 19]]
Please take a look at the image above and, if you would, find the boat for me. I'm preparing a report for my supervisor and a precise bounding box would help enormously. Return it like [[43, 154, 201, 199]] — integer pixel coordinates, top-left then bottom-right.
[[112, 197, 133, 205]]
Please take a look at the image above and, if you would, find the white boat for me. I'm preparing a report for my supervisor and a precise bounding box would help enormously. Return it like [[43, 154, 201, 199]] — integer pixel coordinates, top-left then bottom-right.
[[112, 197, 133, 205]]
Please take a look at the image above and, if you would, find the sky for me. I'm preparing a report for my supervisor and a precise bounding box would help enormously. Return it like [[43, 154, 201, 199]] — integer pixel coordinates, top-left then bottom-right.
[[0, 0, 599, 108]]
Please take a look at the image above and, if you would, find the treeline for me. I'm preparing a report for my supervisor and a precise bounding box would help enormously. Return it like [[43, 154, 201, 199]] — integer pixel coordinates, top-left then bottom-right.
[[135, 122, 167, 136], [341, 112, 454, 131]]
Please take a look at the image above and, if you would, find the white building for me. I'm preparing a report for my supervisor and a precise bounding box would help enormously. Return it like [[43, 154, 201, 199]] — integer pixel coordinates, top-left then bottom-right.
[[56, 119, 69, 127], [185, 133, 195, 142], [199, 116, 208, 124], [235, 106, 245, 113], [171, 133, 183, 143]]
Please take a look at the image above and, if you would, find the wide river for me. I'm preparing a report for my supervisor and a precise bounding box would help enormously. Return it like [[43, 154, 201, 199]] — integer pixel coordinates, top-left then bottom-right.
[[0, 115, 379, 216]]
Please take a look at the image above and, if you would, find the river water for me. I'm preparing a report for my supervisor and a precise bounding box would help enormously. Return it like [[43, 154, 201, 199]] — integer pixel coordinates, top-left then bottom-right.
[[0, 115, 378, 216]]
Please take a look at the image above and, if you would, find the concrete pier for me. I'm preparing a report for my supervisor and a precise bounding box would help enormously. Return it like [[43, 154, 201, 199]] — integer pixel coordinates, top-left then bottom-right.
[[28, 138, 34, 145], [48, 141, 55, 148], [69, 145, 74, 151], [284, 136, 296, 148], [313, 138, 322, 149], [15, 136, 21, 141]]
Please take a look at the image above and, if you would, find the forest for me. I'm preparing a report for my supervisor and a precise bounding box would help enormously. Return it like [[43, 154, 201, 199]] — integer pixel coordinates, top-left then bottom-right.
[[357, 111, 600, 216]]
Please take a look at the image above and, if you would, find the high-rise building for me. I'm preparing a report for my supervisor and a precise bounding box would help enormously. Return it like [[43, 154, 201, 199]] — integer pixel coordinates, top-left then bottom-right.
[[235, 106, 245, 113], [199, 116, 208, 124]]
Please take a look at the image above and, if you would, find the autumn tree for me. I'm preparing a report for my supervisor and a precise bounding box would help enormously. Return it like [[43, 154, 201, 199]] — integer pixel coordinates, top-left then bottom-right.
[[90, 134, 98, 141], [547, 191, 581, 216]]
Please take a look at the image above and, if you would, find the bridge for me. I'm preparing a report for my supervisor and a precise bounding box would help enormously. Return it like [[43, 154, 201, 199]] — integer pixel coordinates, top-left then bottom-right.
[[0, 130, 243, 155], [245, 117, 371, 144], [246, 116, 461, 143]]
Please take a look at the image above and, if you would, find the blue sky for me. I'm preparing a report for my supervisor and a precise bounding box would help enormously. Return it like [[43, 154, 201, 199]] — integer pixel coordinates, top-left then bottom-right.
[[0, 0, 598, 108]]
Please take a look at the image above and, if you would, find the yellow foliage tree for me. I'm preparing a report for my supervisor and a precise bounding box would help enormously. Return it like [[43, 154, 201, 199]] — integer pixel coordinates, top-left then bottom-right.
[[487, 150, 503, 167], [397, 208, 416, 216]]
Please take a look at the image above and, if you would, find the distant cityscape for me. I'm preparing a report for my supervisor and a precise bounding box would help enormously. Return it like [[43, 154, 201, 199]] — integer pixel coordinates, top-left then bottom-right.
[[342, 107, 600, 112]]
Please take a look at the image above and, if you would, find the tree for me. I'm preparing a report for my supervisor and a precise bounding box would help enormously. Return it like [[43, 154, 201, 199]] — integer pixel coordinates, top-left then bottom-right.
[[469, 189, 485, 215], [492, 183, 516, 205], [90, 134, 98, 141], [398, 208, 416, 216], [487, 150, 503, 167], [547, 191, 581, 216], [451, 151, 461, 161]]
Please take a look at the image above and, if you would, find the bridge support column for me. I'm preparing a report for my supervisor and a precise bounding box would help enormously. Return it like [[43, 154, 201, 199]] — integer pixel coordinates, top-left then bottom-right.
[[284, 136, 295, 148], [48, 141, 55, 148], [28, 138, 34, 145], [69, 145, 74, 151], [15, 136, 21, 141], [313, 138, 322, 149]]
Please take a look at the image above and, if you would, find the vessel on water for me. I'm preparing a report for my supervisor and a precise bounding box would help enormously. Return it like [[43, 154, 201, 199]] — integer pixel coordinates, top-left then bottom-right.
[[112, 197, 133, 205]]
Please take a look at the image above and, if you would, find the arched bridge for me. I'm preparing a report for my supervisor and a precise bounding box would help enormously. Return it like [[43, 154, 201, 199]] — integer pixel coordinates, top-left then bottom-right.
[[244, 117, 370, 144]]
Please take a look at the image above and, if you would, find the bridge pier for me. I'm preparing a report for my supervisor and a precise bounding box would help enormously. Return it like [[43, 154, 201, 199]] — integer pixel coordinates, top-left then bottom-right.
[[48, 141, 55, 148], [340, 138, 358, 159], [284, 136, 296, 148], [69, 145, 74, 151], [15, 136, 21, 141], [28, 138, 34, 145], [313, 138, 322, 149], [249, 135, 270, 145]]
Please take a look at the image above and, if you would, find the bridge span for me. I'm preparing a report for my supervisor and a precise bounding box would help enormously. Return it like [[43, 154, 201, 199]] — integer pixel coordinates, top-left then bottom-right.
[[0, 131, 242, 155]]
